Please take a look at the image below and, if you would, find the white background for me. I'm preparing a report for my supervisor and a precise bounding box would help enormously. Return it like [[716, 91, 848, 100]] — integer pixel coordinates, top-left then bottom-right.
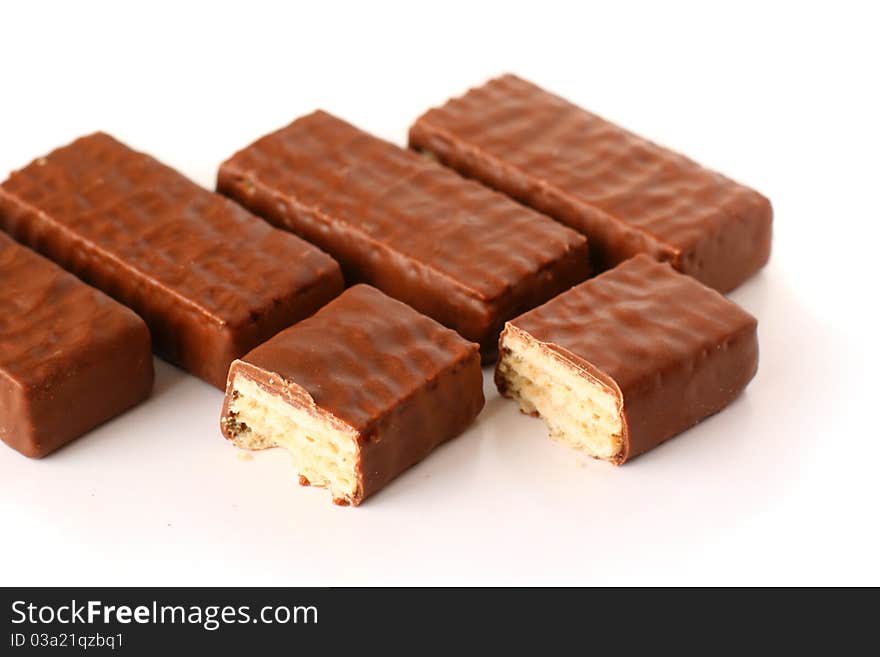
[[1, 1, 877, 586]]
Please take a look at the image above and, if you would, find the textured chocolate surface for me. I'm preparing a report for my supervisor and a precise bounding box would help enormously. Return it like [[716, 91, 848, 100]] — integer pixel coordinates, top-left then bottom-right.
[[221, 284, 484, 504], [217, 110, 590, 359], [0, 132, 344, 388], [497, 255, 759, 462], [410, 74, 773, 292], [0, 232, 153, 458]]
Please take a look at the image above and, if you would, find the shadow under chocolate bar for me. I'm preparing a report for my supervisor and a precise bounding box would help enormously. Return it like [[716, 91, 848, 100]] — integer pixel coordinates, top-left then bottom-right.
[[0, 133, 344, 389], [217, 110, 591, 361], [410, 74, 772, 293], [0, 232, 153, 458]]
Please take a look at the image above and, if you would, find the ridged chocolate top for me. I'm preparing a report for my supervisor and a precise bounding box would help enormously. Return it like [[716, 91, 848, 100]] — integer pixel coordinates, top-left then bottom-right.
[[410, 74, 772, 291], [0, 132, 344, 387], [234, 284, 480, 435], [0, 232, 146, 388], [510, 255, 757, 393], [219, 110, 586, 304], [0, 132, 339, 332]]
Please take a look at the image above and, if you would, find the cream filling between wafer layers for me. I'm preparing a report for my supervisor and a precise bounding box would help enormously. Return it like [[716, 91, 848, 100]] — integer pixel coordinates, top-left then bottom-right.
[[226, 375, 360, 502], [497, 327, 624, 461]]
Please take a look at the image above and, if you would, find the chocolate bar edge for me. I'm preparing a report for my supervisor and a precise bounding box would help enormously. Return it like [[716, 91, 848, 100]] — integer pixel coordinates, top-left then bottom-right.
[[0, 236, 154, 458]]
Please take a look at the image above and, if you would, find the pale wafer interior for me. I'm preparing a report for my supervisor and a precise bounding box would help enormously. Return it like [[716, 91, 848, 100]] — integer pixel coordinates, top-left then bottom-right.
[[497, 327, 624, 461], [225, 374, 360, 503]]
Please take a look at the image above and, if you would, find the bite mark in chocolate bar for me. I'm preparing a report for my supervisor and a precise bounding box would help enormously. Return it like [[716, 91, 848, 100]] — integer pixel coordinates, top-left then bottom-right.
[[0, 133, 344, 389], [220, 285, 484, 506], [495, 255, 758, 463], [410, 74, 772, 292], [0, 233, 153, 458], [217, 110, 591, 360]]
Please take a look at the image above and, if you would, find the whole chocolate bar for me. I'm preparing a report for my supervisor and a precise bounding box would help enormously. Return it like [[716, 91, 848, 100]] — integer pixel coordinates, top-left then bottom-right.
[[0, 133, 344, 389], [410, 74, 773, 292], [221, 284, 484, 506], [0, 233, 153, 458], [495, 255, 758, 463], [217, 110, 591, 360]]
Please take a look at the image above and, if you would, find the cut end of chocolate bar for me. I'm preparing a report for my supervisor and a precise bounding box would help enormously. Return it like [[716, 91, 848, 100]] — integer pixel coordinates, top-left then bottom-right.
[[220, 285, 484, 506], [495, 255, 758, 464], [222, 370, 363, 505], [497, 326, 625, 463]]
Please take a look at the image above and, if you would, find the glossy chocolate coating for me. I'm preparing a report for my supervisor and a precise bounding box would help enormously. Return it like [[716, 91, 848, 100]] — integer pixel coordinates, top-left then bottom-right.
[[497, 255, 758, 462], [0, 232, 153, 458], [0, 133, 344, 388], [217, 110, 591, 360], [221, 285, 484, 505], [410, 74, 773, 292]]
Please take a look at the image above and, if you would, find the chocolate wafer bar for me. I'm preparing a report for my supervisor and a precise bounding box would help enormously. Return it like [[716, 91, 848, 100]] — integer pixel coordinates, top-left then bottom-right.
[[495, 255, 758, 463], [221, 285, 484, 506], [0, 232, 153, 458], [217, 110, 591, 360], [410, 74, 772, 292], [0, 133, 344, 388]]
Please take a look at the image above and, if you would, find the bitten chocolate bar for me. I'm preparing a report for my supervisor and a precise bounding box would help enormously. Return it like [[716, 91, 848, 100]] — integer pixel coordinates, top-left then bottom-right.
[[410, 74, 773, 292], [0, 133, 344, 388], [495, 255, 758, 463], [217, 110, 590, 360], [221, 285, 484, 506], [0, 233, 153, 458]]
